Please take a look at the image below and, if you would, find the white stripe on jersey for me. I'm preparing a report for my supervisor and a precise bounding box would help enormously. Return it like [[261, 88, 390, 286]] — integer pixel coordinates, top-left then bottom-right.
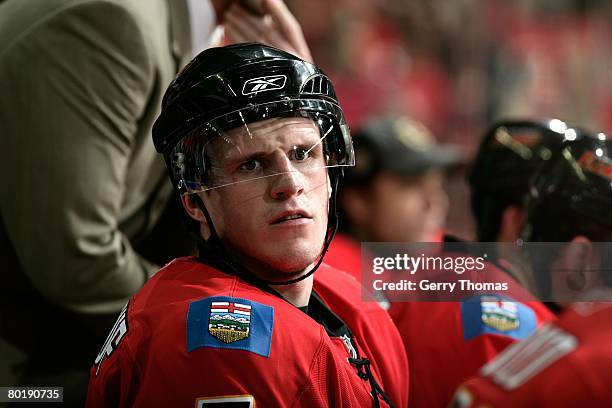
[[481, 324, 577, 390]]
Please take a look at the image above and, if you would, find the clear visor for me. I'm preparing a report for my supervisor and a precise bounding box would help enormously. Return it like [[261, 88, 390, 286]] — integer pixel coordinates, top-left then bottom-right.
[[169, 99, 354, 194]]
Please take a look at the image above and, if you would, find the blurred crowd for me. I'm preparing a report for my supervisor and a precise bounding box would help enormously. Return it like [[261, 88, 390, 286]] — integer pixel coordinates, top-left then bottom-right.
[[291, 0, 612, 140], [287, 0, 612, 239]]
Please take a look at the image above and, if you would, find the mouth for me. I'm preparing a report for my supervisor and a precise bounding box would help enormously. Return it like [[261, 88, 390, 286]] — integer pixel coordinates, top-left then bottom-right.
[[270, 210, 312, 225]]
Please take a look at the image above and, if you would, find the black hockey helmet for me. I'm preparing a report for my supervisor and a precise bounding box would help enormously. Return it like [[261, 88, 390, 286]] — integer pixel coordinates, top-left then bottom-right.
[[522, 130, 612, 242], [520, 130, 612, 301], [153, 43, 353, 194], [469, 118, 571, 241]]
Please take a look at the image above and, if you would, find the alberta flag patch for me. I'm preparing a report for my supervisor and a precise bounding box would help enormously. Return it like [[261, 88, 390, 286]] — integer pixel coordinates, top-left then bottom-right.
[[461, 294, 537, 341], [187, 297, 274, 357]]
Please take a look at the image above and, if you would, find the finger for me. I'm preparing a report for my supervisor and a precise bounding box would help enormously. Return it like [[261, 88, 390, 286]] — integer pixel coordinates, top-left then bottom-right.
[[260, 32, 291, 54], [261, 20, 291, 50], [262, 0, 299, 36], [227, 3, 266, 28], [261, 0, 313, 62], [224, 16, 249, 43], [225, 21, 248, 44], [224, 9, 264, 42], [225, 4, 264, 28]]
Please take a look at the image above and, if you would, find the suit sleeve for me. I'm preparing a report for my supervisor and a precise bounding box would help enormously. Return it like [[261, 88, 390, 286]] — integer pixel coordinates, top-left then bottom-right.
[[0, 2, 158, 313]]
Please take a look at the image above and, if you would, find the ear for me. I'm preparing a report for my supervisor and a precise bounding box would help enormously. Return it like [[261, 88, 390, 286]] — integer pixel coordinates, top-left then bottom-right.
[[422, 183, 449, 241], [423, 170, 449, 221], [498, 205, 525, 242], [180, 194, 207, 223], [563, 236, 594, 291]]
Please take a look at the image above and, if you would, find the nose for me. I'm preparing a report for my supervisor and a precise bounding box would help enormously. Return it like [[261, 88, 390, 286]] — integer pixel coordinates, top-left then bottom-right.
[[269, 156, 305, 200]]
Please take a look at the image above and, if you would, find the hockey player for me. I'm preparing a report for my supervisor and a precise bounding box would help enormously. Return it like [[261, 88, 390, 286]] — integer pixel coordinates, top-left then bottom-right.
[[326, 116, 459, 283], [388, 249, 554, 408], [452, 130, 612, 407], [388, 119, 567, 407], [468, 118, 579, 289], [86, 43, 408, 407]]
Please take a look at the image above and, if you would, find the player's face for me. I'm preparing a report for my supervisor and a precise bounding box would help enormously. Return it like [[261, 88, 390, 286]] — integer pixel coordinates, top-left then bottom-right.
[[198, 117, 330, 280], [365, 169, 448, 242]]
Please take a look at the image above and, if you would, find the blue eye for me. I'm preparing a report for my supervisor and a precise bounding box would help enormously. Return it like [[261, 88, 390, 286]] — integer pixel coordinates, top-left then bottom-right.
[[239, 159, 261, 171]]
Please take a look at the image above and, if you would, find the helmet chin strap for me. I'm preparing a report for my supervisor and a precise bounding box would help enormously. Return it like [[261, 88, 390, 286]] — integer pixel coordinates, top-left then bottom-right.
[[194, 169, 341, 287]]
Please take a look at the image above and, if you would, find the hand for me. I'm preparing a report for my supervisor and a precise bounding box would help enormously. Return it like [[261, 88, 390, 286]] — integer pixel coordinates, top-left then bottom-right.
[[224, 0, 314, 63]]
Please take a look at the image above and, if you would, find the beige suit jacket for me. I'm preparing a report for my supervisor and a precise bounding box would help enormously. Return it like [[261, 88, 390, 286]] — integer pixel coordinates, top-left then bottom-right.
[[0, 0, 192, 314]]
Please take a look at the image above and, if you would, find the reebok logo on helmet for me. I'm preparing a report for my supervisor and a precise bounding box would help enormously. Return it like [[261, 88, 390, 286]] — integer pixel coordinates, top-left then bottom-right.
[[242, 75, 287, 95]]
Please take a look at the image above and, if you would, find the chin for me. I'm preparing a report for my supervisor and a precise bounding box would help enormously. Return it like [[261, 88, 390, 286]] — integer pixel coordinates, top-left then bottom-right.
[[263, 244, 322, 273]]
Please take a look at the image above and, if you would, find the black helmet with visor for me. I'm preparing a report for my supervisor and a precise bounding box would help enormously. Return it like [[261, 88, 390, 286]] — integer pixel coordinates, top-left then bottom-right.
[[521, 130, 612, 303], [152, 43, 354, 285], [469, 118, 571, 241], [153, 43, 353, 193], [522, 130, 612, 243]]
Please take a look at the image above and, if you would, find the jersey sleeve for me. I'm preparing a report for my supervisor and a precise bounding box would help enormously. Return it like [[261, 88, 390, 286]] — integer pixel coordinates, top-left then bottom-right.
[[389, 295, 552, 408], [87, 303, 139, 408], [87, 345, 136, 408], [451, 320, 585, 408], [456, 295, 553, 388]]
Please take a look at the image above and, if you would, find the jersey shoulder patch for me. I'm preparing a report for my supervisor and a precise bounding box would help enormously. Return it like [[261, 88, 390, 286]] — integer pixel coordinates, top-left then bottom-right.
[[186, 296, 274, 357], [461, 294, 537, 341]]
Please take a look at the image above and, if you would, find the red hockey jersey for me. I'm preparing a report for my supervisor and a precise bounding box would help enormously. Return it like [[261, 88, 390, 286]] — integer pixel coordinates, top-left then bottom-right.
[[452, 302, 612, 408], [86, 257, 409, 407], [388, 258, 555, 408]]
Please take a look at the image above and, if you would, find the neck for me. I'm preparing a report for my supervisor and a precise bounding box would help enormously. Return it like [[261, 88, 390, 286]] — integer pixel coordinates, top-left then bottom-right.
[[218, 245, 315, 307], [270, 275, 314, 307]]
